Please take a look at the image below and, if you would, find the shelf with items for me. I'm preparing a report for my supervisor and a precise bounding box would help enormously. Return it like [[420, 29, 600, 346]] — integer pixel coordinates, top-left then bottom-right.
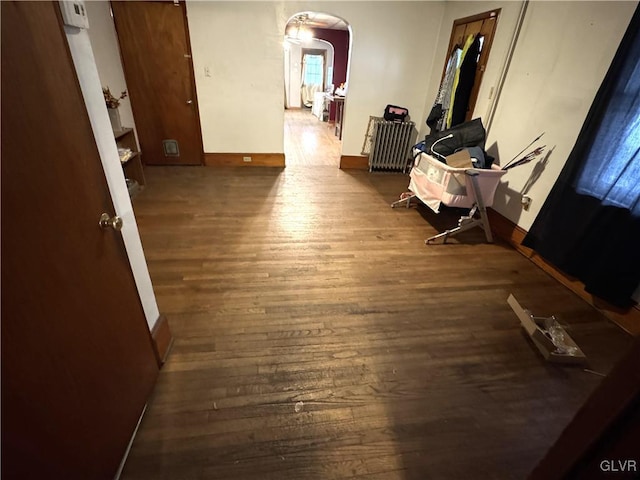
[[114, 128, 145, 196]]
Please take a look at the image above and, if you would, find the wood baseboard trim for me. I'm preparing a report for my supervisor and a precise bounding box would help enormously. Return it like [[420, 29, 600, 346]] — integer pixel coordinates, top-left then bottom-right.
[[487, 208, 640, 336], [340, 155, 368, 169], [151, 314, 173, 366], [204, 153, 285, 167]]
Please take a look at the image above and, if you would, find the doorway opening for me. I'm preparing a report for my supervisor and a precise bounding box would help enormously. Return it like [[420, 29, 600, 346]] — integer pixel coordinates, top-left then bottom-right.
[[283, 12, 351, 167]]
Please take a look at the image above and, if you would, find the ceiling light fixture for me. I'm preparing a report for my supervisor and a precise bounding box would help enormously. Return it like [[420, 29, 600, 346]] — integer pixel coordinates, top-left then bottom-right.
[[285, 14, 314, 44]]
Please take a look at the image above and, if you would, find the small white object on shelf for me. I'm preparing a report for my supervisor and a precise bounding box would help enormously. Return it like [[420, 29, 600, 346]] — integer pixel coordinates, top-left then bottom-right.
[[118, 147, 133, 164]]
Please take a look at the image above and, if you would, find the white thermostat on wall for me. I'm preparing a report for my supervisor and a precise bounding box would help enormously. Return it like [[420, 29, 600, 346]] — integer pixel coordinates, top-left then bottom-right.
[[59, 1, 89, 30]]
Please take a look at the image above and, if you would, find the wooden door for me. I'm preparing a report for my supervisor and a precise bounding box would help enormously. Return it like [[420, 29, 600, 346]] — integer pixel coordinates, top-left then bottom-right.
[[1, 2, 159, 478], [111, 1, 203, 165], [444, 10, 500, 123]]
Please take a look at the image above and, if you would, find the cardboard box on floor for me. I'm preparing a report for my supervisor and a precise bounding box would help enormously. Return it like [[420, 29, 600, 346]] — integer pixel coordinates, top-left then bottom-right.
[[507, 294, 587, 365]]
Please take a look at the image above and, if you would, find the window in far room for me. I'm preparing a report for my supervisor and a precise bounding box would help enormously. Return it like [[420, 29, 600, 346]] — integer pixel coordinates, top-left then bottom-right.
[[303, 53, 324, 87]]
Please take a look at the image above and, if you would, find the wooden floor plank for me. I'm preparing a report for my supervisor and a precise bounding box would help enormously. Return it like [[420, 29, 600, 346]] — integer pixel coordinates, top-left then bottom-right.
[[284, 108, 341, 167], [121, 165, 632, 479]]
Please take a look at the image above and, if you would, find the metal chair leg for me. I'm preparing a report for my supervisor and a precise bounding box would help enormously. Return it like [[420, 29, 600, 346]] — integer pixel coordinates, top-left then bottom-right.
[[467, 172, 493, 243]]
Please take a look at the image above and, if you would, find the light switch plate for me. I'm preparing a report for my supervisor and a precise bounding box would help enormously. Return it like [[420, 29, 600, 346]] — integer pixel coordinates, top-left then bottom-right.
[[59, 1, 89, 29]]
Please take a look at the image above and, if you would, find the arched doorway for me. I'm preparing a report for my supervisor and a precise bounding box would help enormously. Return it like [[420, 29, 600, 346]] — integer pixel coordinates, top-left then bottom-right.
[[283, 12, 351, 167]]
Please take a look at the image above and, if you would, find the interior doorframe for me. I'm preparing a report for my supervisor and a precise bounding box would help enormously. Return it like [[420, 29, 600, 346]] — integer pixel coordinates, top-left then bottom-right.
[[282, 12, 353, 168], [178, 0, 205, 165], [442, 9, 501, 123], [111, 0, 204, 165]]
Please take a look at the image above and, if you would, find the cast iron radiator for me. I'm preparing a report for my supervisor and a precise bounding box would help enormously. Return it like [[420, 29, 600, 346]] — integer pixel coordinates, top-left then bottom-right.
[[368, 119, 417, 172]]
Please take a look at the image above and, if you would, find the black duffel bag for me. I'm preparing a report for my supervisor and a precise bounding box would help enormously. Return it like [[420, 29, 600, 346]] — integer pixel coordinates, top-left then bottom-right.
[[423, 118, 486, 158]]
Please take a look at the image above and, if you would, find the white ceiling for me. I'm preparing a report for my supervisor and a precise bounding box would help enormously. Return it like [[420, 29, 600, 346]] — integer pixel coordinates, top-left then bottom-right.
[[288, 12, 349, 31]]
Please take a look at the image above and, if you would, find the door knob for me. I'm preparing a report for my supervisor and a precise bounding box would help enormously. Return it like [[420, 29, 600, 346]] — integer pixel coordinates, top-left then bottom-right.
[[186, 100, 193, 105], [99, 213, 123, 231]]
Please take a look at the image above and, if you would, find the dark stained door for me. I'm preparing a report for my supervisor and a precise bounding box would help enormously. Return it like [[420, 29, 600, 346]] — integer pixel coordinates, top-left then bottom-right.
[[1, 2, 159, 478], [111, 1, 203, 165]]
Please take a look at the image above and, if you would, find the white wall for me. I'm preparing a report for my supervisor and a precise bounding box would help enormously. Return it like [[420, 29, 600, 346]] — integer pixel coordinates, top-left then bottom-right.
[[486, 1, 637, 230], [64, 26, 161, 331], [186, 1, 444, 155], [84, 1, 137, 141], [186, 2, 285, 154]]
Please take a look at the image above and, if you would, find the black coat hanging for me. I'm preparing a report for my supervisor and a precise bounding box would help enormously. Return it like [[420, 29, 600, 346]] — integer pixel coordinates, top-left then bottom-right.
[[450, 34, 482, 127]]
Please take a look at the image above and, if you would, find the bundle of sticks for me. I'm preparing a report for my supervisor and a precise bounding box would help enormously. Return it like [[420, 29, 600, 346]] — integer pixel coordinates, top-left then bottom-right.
[[502, 132, 546, 170]]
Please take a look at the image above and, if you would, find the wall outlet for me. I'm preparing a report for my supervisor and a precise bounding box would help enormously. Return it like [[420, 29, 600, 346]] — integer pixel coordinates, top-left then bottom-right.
[[243, 156, 252, 163], [204, 67, 211, 77]]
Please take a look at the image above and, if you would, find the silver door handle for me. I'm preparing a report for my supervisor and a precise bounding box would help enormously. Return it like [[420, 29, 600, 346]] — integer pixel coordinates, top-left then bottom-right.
[[186, 100, 193, 105], [99, 213, 123, 231]]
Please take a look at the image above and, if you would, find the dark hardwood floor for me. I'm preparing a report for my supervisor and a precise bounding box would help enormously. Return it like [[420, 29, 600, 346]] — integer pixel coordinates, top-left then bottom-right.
[[122, 165, 632, 479]]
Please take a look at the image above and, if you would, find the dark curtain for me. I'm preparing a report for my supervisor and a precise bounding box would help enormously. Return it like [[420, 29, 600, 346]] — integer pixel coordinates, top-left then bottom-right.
[[523, 5, 640, 308]]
